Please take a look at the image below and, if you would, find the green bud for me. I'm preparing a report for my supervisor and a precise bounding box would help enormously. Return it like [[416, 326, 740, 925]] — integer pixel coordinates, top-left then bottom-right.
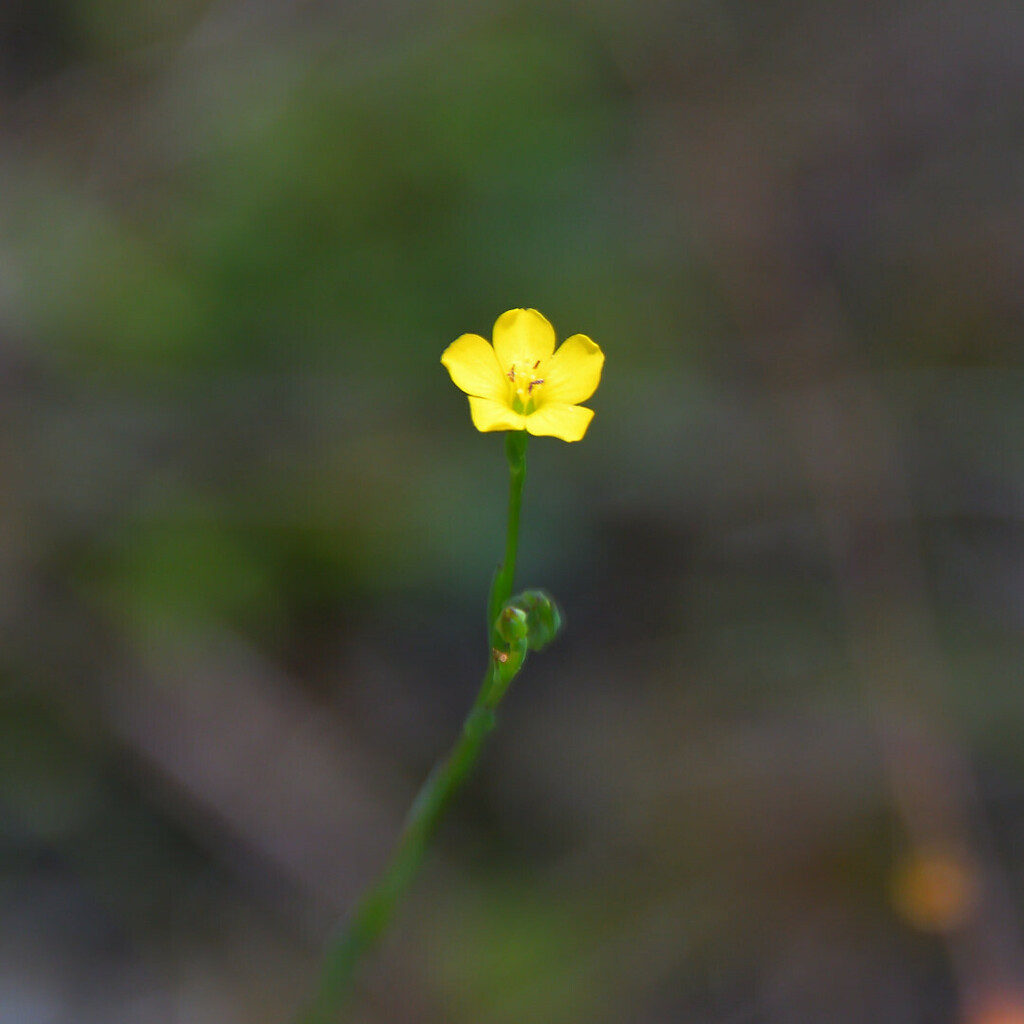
[[507, 589, 563, 652], [495, 604, 529, 645]]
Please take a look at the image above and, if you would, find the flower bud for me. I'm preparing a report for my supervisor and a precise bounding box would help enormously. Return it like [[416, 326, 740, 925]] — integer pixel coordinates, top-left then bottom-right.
[[506, 589, 563, 651], [495, 604, 529, 645]]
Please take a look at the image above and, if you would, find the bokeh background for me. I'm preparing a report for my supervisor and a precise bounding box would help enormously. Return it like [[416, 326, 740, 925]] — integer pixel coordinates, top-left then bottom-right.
[[3, 1, 1024, 1021]]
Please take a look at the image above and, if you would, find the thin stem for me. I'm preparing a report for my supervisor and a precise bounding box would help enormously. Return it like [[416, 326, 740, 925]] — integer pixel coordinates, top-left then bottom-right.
[[488, 430, 528, 647], [297, 705, 498, 1024], [296, 432, 529, 1024]]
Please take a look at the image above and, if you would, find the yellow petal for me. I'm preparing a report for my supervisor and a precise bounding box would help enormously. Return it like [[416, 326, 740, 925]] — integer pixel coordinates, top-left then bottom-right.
[[441, 334, 509, 400], [492, 309, 555, 375], [525, 402, 594, 442], [540, 334, 604, 405], [468, 396, 527, 433]]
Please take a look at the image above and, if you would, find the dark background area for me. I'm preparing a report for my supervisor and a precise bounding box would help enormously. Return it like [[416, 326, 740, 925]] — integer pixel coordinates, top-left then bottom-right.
[[2, 1, 1024, 1021]]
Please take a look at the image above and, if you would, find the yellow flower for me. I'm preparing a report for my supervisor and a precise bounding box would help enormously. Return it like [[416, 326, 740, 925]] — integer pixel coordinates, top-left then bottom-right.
[[441, 309, 604, 442]]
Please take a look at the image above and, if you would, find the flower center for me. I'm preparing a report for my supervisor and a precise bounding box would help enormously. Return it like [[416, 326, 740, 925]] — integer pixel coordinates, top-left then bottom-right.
[[507, 361, 545, 414]]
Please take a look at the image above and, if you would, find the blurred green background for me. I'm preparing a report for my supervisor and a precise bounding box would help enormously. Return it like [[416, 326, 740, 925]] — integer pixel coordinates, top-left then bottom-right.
[[3, 1, 1024, 1022]]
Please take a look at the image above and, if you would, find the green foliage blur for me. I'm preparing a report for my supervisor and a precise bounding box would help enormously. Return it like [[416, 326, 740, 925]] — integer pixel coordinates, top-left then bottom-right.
[[2, 1, 1024, 1022]]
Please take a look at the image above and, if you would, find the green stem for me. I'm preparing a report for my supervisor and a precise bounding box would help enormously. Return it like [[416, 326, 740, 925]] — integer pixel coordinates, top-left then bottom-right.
[[296, 432, 529, 1024], [297, 705, 498, 1024], [488, 430, 528, 648]]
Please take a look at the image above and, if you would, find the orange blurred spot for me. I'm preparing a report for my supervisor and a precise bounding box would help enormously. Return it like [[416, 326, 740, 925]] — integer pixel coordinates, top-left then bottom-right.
[[891, 848, 978, 932], [966, 994, 1024, 1024]]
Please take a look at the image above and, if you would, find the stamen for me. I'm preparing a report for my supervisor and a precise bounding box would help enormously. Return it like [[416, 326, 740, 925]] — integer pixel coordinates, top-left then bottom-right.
[[508, 361, 545, 406]]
